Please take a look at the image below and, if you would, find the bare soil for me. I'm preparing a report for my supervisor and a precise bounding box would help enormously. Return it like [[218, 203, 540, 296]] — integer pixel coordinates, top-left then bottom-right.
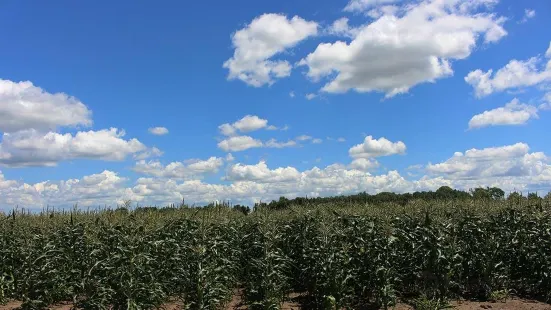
[[1, 296, 550, 309]]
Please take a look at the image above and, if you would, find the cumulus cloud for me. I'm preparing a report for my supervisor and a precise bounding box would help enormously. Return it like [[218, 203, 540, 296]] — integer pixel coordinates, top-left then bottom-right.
[[343, 0, 400, 13], [0, 170, 132, 208], [223, 13, 318, 87], [0, 79, 92, 133], [468, 98, 539, 129], [349, 135, 406, 158], [349, 158, 380, 171], [227, 161, 300, 183], [465, 41, 551, 97], [219, 115, 275, 136], [148, 127, 169, 135], [327, 18, 359, 37], [426, 143, 541, 179], [217, 135, 263, 152], [2, 142, 551, 209], [133, 157, 224, 180], [296, 135, 312, 141], [0, 128, 146, 167], [312, 138, 323, 144], [300, 0, 506, 97], [134, 147, 164, 160]]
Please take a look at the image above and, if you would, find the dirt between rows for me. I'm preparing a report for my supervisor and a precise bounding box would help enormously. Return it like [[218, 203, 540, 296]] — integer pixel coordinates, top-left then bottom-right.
[[2, 295, 550, 310]]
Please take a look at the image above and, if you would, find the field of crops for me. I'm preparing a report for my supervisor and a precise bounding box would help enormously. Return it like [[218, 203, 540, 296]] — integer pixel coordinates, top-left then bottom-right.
[[1, 197, 551, 309]]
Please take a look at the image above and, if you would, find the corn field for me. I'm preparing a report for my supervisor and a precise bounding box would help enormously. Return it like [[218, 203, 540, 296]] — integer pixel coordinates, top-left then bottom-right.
[[1, 198, 551, 309]]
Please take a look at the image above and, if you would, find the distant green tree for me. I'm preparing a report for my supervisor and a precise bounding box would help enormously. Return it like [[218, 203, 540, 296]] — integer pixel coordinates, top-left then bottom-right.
[[436, 186, 455, 199], [471, 187, 491, 200], [489, 187, 505, 200], [527, 193, 541, 201]]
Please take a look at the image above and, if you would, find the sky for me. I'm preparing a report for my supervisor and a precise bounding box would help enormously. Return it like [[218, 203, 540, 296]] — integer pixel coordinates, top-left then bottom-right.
[[0, 0, 550, 210]]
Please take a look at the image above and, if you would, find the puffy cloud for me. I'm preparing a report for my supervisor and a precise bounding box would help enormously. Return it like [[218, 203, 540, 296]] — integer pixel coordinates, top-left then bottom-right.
[[226, 161, 301, 183], [465, 41, 551, 97], [0, 170, 132, 209], [312, 138, 323, 144], [219, 115, 273, 136], [0, 79, 92, 133], [217, 135, 299, 152], [217, 135, 263, 152], [133, 157, 224, 179], [223, 13, 318, 87], [289, 91, 295, 98], [349, 158, 380, 171], [426, 143, 542, 180], [349, 135, 406, 158], [2, 142, 551, 209], [468, 98, 539, 129], [148, 127, 169, 135], [0, 128, 146, 167], [328, 18, 359, 37], [343, 0, 400, 13], [300, 0, 506, 97], [226, 153, 235, 162], [296, 135, 312, 141], [134, 147, 164, 160], [265, 139, 297, 149], [366, 5, 400, 19]]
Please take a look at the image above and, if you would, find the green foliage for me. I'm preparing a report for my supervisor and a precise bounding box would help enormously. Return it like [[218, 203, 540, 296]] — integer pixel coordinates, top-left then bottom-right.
[[1, 196, 551, 309]]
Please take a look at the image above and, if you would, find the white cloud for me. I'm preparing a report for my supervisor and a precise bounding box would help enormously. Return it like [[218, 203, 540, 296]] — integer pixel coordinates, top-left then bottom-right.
[[0, 79, 92, 133], [2, 142, 551, 209], [223, 13, 318, 87], [265, 139, 297, 149], [540, 92, 551, 110], [337, 137, 346, 142], [217, 135, 263, 152], [305, 93, 317, 100], [547, 42, 551, 58], [343, 0, 400, 13], [426, 143, 551, 186], [0, 128, 146, 167], [349, 135, 406, 158], [312, 138, 323, 144], [300, 0, 507, 97], [328, 18, 359, 37], [226, 153, 235, 162], [134, 147, 164, 160], [133, 157, 224, 180], [520, 9, 535, 23], [468, 98, 539, 129], [0, 170, 132, 208], [233, 115, 269, 132], [366, 5, 400, 19], [289, 91, 296, 98], [296, 135, 312, 141], [465, 41, 551, 97], [148, 127, 169, 135], [219, 115, 272, 136], [227, 161, 300, 183], [349, 158, 380, 171]]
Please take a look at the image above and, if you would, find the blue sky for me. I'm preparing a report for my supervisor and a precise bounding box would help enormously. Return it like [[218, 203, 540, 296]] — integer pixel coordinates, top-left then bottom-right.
[[0, 0, 550, 209]]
